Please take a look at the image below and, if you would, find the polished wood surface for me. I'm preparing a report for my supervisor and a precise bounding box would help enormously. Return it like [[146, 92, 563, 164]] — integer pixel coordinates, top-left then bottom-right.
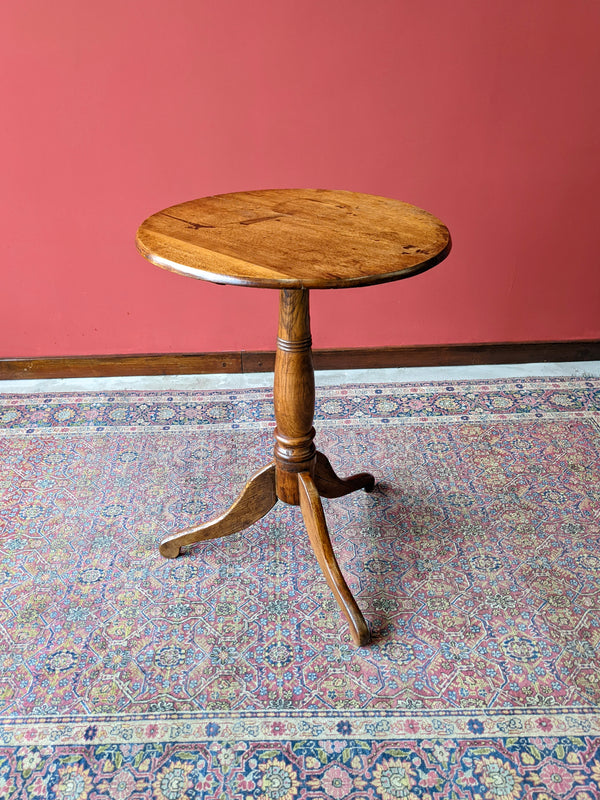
[[313, 452, 375, 499], [136, 189, 451, 289], [298, 471, 370, 646], [137, 190, 453, 645], [273, 288, 316, 504], [159, 463, 277, 559]]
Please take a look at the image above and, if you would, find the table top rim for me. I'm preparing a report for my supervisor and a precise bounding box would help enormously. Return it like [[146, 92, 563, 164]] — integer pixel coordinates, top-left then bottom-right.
[[135, 188, 452, 290]]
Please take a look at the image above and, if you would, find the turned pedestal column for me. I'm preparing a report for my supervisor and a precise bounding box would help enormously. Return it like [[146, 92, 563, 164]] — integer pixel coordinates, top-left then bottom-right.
[[158, 288, 374, 645], [274, 288, 316, 504]]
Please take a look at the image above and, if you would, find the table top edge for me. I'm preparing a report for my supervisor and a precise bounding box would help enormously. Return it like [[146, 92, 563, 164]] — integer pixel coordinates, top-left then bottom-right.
[[136, 233, 452, 290]]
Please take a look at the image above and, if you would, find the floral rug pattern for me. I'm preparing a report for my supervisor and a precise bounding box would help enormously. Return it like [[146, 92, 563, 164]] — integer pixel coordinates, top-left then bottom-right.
[[0, 377, 599, 797]]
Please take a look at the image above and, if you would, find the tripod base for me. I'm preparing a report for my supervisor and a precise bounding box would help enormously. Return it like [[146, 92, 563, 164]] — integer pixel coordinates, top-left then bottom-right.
[[160, 454, 374, 646]]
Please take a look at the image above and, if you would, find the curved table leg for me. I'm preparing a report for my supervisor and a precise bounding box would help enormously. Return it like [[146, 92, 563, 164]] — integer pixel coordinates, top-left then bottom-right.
[[159, 462, 277, 559], [298, 471, 370, 646], [313, 451, 375, 499]]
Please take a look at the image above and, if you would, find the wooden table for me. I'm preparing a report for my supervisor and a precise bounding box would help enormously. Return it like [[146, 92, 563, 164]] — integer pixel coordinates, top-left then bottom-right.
[[136, 189, 451, 645]]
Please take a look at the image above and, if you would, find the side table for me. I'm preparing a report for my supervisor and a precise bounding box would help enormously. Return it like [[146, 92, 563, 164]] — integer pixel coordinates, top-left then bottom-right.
[[136, 189, 451, 645]]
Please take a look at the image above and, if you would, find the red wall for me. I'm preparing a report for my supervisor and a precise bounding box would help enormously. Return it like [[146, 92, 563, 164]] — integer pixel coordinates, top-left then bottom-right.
[[2, 0, 599, 358]]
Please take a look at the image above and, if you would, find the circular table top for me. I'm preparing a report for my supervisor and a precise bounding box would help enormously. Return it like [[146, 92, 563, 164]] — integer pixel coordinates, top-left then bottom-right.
[[136, 189, 451, 290]]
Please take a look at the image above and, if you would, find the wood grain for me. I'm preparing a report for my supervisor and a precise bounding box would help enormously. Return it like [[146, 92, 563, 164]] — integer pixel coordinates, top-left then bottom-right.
[[273, 289, 317, 504], [136, 189, 451, 289], [298, 471, 370, 646], [313, 451, 375, 499], [134, 189, 448, 647], [159, 463, 277, 558]]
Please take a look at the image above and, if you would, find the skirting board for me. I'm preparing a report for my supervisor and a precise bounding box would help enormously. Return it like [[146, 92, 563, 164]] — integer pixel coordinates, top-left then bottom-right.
[[0, 340, 599, 380]]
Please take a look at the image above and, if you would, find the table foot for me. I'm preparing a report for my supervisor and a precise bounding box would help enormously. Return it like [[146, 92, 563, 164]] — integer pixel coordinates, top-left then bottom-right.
[[159, 462, 277, 558], [298, 471, 370, 646], [313, 451, 375, 498]]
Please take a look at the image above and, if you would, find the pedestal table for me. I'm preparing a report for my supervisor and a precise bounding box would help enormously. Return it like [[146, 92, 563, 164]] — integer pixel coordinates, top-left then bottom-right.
[[136, 189, 451, 645]]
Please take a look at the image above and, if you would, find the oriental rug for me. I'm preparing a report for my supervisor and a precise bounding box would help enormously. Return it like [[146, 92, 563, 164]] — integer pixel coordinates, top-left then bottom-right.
[[0, 376, 599, 799]]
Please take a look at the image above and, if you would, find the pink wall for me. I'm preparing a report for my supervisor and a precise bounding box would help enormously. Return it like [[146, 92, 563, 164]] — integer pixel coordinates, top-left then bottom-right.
[[2, 0, 599, 358]]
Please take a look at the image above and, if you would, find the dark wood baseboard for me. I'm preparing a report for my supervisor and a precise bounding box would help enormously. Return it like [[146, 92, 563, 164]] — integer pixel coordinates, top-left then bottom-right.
[[0, 353, 242, 380], [0, 340, 598, 380]]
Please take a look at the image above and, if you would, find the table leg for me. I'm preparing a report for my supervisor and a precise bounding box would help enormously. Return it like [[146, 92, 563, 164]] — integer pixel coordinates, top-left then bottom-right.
[[314, 451, 375, 498], [298, 471, 370, 646], [159, 463, 276, 558]]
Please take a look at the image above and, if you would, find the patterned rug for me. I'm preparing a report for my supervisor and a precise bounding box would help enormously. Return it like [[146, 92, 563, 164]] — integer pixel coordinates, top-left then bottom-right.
[[1, 376, 599, 798]]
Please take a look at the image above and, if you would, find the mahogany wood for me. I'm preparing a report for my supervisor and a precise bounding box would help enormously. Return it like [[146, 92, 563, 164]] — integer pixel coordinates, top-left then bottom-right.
[[298, 471, 370, 646], [159, 463, 277, 558]]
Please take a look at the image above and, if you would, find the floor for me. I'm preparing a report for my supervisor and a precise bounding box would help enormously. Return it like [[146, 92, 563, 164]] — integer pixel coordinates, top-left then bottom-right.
[[0, 361, 599, 394]]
